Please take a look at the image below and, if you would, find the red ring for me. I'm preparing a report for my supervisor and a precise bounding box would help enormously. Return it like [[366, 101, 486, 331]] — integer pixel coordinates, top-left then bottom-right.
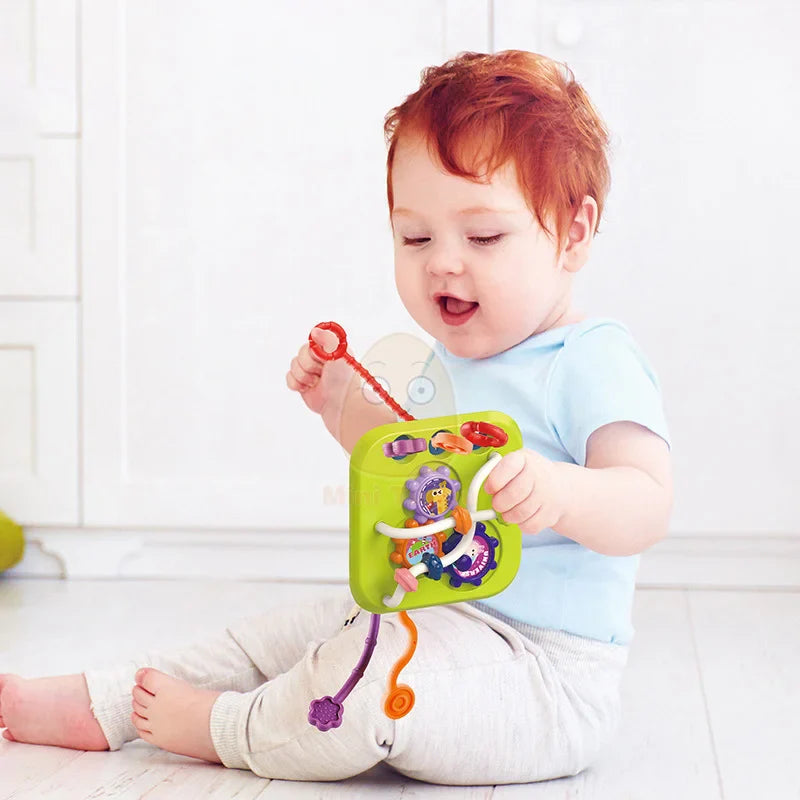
[[460, 420, 508, 448], [308, 321, 348, 362]]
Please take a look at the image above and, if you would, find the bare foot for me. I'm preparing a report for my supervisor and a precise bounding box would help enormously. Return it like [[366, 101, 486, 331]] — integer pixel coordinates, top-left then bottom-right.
[[131, 667, 222, 764], [0, 673, 109, 750]]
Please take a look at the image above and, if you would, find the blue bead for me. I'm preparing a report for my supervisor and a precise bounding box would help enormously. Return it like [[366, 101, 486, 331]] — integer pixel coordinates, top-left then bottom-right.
[[421, 552, 443, 580]]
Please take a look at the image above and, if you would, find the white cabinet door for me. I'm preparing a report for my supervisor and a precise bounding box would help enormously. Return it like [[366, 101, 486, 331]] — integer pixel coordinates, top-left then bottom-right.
[[0, 302, 78, 524], [82, 1, 489, 528], [0, 0, 78, 296], [494, 1, 800, 534], [0, 2, 79, 525]]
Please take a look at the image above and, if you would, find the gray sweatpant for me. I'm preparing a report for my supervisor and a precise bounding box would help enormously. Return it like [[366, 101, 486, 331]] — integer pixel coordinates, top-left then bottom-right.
[[83, 588, 627, 785]]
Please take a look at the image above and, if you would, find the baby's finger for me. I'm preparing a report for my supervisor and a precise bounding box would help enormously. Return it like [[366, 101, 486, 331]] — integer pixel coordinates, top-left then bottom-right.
[[483, 450, 526, 495], [287, 372, 315, 394], [288, 357, 320, 389], [491, 478, 533, 515], [296, 343, 326, 378], [500, 491, 541, 525], [517, 502, 557, 536]]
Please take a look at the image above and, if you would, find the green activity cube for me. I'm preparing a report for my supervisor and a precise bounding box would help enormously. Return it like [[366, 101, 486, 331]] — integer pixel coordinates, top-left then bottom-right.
[[349, 410, 522, 614]]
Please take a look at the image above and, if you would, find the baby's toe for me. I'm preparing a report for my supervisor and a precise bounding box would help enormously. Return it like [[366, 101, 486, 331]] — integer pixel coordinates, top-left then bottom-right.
[[131, 698, 149, 719], [134, 667, 170, 695], [132, 684, 153, 706], [135, 668, 187, 696], [131, 710, 151, 733]]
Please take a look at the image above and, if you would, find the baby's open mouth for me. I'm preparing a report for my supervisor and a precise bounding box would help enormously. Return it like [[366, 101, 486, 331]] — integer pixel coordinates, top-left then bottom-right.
[[438, 295, 479, 326], [442, 296, 478, 314]]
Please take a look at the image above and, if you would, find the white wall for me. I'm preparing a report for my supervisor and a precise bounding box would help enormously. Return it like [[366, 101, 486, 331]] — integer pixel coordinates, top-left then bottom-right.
[[1, 1, 797, 562], [495, 1, 800, 535]]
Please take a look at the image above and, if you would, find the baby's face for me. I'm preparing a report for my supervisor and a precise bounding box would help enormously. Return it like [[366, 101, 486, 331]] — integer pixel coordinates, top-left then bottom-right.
[[390, 135, 574, 359]]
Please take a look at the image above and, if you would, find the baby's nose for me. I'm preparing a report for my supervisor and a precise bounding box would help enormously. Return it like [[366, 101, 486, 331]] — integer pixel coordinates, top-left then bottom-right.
[[425, 241, 466, 277]]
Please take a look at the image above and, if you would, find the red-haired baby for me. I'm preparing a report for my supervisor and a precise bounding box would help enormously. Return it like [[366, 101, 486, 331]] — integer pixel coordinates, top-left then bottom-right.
[[1, 51, 671, 786]]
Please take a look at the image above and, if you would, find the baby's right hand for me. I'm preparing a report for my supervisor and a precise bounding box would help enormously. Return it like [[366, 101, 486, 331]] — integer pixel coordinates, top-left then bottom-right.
[[286, 326, 353, 433]]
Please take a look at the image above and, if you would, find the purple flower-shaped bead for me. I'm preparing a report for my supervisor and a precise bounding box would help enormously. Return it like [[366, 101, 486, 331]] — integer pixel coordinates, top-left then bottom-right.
[[308, 696, 344, 732]]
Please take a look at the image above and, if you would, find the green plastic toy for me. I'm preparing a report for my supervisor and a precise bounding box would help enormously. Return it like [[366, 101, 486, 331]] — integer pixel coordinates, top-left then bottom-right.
[[305, 322, 522, 732], [349, 410, 522, 613]]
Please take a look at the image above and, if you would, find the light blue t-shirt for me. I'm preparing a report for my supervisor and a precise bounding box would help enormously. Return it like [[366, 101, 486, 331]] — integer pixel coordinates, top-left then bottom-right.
[[425, 317, 671, 645]]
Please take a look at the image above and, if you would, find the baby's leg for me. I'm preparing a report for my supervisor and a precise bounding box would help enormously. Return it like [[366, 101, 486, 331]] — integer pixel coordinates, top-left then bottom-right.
[[0, 587, 355, 751], [201, 601, 627, 783], [0, 674, 109, 750], [86, 586, 355, 751]]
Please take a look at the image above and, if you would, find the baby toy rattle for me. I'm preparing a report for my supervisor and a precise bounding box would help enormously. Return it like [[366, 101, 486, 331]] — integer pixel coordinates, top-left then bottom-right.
[[305, 322, 522, 732]]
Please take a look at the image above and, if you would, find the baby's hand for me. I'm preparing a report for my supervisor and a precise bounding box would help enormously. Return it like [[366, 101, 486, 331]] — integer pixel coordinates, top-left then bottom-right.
[[286, 326, 353, 436], [483, 449, 567, 535]]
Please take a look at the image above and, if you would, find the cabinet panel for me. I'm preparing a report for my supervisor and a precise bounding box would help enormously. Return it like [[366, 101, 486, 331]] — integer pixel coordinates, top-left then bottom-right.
[[0, 302, 78, 524], [0, 0, 78, 133], [0, 138, 77, 295], [82, 0, 489, 527], [0, 0, 78, 296]]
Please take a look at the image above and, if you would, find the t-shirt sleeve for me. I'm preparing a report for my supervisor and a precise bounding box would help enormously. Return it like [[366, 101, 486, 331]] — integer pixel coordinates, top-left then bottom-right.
[[546, 322, 671, 467]]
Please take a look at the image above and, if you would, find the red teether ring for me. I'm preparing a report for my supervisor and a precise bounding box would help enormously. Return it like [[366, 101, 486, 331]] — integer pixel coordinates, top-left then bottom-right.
[[461, 420, 508, 448], [308, 321, 348, 362], [431, 432, 473, 454]]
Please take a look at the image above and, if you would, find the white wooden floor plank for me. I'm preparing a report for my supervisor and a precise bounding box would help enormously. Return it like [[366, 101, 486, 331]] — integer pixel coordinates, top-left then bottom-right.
[[121, 743, 271, 799], [494, 590, 721, 800], [258, 764, 405, 800], [0, 741, 86, 800], [688, 591, 800, 800], [2, 741, 269, 799], [261, 764, 493, 799]]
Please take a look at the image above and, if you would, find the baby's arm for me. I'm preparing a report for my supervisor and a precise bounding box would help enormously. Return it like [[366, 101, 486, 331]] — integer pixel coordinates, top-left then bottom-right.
[[553, 420, 673, 556], [340, 402, 397, 455]]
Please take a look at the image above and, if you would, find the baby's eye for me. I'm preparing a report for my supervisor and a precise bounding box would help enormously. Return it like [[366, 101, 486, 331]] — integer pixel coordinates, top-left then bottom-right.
[[471, 234, 503, 246], [401, 235, 504, 247]]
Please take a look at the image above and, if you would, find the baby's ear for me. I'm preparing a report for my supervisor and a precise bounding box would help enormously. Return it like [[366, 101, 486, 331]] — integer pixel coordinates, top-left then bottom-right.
[[561, 196, 598, 274]]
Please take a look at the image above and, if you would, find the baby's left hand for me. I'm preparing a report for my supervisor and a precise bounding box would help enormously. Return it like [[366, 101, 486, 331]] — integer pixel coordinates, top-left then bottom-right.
[[483, 448, 567, 535]]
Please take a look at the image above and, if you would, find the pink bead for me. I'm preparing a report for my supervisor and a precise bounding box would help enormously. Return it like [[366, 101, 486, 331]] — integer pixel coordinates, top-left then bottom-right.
[[394, 568, 419, 592]]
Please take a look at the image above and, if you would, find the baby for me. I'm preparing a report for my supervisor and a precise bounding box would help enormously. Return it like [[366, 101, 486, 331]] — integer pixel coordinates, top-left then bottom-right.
[[0, 50, 672, 785]]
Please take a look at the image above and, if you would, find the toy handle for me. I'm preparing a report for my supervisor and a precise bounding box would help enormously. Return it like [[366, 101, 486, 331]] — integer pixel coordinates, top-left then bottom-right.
[[307, 321, 414, 422], [309, 321, 349, 362]]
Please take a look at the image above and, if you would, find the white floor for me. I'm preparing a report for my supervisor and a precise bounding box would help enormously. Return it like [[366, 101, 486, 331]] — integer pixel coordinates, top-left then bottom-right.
[[0, 579, 797, 800]]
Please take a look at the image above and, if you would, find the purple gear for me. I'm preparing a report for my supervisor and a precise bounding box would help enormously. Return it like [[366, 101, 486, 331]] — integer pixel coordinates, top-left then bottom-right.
[[442, 523, 499, 588], [403, 465, 460, 524]]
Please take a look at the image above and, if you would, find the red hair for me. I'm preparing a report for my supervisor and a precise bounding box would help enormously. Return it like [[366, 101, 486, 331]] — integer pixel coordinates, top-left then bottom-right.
[[384, 50, 611, 252]]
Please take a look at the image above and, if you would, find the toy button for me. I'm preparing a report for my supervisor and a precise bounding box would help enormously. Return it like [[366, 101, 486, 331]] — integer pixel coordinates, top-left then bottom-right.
[[383, 436, 427, 458], [428, 429, 449, 455], [431, 431, 473, 454]]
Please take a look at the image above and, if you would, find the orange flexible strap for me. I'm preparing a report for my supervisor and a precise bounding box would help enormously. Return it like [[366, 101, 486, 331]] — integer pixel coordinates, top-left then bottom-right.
[[384, 610, 418, 719]]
